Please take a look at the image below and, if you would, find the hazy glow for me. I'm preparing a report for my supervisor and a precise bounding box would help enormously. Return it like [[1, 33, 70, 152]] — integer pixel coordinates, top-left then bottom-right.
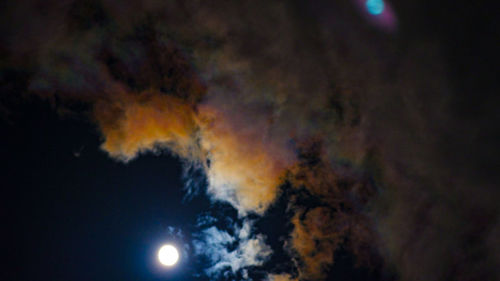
[[366, 0, 385, 15], [158, 244, 179, 266]]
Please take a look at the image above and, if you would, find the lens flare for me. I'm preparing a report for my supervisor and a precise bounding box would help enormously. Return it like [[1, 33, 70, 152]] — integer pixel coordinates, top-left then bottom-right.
[[366, 0, 384, 15], [354, 0, 397, 31]]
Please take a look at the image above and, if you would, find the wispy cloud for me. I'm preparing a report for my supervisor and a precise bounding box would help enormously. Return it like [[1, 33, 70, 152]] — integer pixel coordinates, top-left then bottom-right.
[[193, 219, 272, 278]]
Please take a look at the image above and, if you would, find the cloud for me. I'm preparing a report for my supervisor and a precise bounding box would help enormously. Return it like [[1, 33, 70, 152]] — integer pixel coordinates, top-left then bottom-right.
[[193, 220, 272, 277], [95, 90, 201, 162], [1, 0, 498, 280], [265, 273, 298, 281]]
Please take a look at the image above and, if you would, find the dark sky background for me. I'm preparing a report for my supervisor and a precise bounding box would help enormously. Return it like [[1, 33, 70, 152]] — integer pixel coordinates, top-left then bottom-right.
[[1, 0, 498, 281], [2, 100, 204, 281]]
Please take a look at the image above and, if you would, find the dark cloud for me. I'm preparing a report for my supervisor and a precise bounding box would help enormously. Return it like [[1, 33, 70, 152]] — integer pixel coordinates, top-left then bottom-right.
[[1, 0, 498, 280]]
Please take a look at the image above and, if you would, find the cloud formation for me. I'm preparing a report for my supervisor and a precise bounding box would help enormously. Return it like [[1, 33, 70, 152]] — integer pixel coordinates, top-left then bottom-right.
[[193, 220, 272, 277], [1, 0, 498, 280]]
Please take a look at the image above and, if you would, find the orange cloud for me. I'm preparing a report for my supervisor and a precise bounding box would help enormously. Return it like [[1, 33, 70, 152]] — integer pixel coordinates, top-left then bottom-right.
[[197, 105, 290, 214], [266, 273, 299, 281], [94, 90, 201, 162], [290, 207, 342, 280], [91, 88, 290, 215]]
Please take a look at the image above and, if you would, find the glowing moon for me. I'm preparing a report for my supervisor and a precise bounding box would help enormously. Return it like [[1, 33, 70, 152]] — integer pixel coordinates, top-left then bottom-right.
[[158, 244, 179, 266]]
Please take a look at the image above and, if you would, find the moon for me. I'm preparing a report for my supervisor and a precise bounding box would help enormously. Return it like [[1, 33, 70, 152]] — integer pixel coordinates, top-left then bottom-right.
[[158, 244, 179, 266]]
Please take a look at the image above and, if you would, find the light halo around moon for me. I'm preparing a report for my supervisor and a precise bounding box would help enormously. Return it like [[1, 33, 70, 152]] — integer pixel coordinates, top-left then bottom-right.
[[158, 244, 179, 266]]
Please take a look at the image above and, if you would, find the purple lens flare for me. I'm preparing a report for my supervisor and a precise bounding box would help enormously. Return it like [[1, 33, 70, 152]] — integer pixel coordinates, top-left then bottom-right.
[[354, 0, 398, 32]]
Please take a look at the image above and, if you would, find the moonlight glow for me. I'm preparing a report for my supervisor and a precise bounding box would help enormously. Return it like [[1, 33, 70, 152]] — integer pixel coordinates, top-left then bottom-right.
[[158, 244, 179, 266]]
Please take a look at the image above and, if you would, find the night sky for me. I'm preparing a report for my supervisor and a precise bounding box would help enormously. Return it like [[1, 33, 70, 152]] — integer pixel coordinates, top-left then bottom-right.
[[1, 1, 498, 281], [2, 101, 378, 280], [2, 101, 199, 281]]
